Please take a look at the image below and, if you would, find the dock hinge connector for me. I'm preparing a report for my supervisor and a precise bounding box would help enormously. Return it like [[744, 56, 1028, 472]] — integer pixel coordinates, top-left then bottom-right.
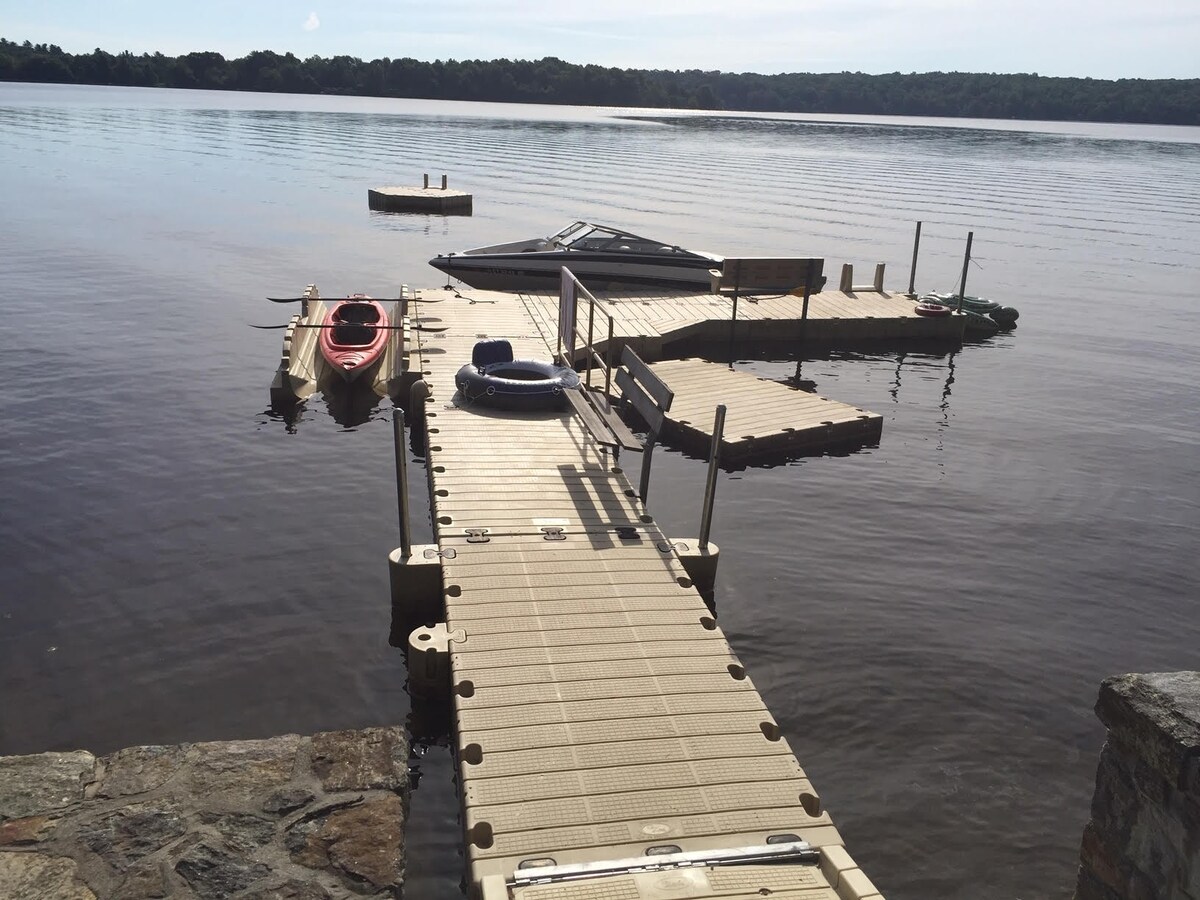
[[464, 528, 490, 543], [509, 840, 819, 888], [423, 547, 457, 559], [540, 526, 566, 541]]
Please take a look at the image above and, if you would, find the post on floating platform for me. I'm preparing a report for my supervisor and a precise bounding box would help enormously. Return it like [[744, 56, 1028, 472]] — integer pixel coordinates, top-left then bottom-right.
[[957, 231, 974, 313], [423, 173, 429, 189], [908, 221, 922, 296], [874, 262, 886, 292], [698, 405, 726, 549], [441, 174, 447, 190], [393, 407, 411, 558]]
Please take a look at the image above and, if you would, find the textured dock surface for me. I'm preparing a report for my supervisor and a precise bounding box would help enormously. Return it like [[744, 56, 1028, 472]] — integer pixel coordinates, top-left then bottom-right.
[[519, 285, 963, 359], [409, 288, 883, 899], [646, 358, 882, 461]]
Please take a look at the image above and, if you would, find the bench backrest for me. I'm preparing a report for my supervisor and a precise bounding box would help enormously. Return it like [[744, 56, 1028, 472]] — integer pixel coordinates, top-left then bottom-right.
[[711, 257, 826, 294]]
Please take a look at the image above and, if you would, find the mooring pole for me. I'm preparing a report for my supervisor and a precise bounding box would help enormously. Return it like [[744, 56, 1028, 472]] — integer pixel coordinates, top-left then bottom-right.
[[698, 405, 726, 550], [908, 221, 922, 296], [393, 407, 411, 558], [957, 231, 974, 313]]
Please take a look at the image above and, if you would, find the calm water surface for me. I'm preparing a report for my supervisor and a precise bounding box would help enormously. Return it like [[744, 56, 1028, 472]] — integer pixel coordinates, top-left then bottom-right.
[[1, 83, 1198, 899]]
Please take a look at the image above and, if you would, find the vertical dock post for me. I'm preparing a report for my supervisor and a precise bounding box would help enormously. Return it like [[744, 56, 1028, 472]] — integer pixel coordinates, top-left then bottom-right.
[[393, 406, 411, 559], [441, 174, 447, 190], [639, 437, 656, 504], [957, 231, 974, 312], [797, 280, 813, 358], [840, 263, 853, 293], [908, 221, 922, 296], [585, 297, 596, 388], [699, 405, 726, 549], [727, 294, 739, 369], [605, 316, 614, 398], [423, 173, 429, 189], [874, 262, 886, 292]]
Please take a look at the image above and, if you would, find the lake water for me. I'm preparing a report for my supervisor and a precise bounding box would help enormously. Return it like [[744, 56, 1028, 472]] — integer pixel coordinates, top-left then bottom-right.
[[1, 82, 1197, 899]]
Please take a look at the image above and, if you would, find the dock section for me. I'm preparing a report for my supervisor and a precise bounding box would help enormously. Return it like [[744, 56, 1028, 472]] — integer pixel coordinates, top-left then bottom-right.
[[519, 285, 963, 361], [646, 358, 883, 462], [406, 288, 883, 900]]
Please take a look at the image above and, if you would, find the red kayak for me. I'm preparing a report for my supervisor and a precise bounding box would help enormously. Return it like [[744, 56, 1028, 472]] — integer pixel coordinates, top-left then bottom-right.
[[318, 296, 390, 381]]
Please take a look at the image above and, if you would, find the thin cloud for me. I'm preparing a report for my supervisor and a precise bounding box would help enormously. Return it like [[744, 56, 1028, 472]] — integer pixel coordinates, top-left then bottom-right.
[[303, 12, 320, 32]]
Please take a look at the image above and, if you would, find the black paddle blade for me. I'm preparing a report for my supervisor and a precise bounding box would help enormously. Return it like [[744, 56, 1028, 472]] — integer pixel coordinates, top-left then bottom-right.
[[266, 296, 307, 303]]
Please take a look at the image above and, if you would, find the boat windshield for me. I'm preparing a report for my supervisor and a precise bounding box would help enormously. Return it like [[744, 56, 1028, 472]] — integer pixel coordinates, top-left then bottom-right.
[[552, 222, 689, 256]]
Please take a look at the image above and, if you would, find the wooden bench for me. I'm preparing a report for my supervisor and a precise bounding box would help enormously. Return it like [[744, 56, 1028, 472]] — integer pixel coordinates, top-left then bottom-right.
[[710, 257, 826, 296]]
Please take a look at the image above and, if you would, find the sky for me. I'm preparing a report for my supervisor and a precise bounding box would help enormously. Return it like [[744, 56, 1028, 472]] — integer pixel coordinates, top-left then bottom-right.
[[2, 0, 1198, 80]]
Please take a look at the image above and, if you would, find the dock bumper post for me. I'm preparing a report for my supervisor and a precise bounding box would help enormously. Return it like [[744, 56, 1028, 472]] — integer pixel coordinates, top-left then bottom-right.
[[407, 622, 452, 699], [669, 539, 720, 605], [388, 546, 444, 646]]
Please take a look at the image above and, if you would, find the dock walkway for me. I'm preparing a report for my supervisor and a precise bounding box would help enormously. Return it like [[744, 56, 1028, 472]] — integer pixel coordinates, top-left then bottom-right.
[[409, 289, 882, 900]]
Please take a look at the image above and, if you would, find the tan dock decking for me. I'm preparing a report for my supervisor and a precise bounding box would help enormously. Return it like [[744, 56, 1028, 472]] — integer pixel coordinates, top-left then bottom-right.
[[409, 288, 883, 900], [646, 358, 882, 462], [518, 285, 963, 361]]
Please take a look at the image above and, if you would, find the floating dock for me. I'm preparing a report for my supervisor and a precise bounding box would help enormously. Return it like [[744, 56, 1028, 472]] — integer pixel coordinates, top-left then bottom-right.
[[368, 174, 473, 214], [398, 287, 885, 899], [647, 358, 882, 462], [519, 284, 963, 359], [268, 285, 412, 406]]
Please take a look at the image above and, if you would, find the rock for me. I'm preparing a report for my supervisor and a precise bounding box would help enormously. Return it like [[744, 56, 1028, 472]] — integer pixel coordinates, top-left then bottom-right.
[[311, 728, 406, 793], [77, 800, 187, 871], [0, 851, 97, 900], [199, 811, 276, 853], [319, 794, 405, 892], [96, 746, 186, 799], [115, 861, 170, 899], [0, 751, 95, 820], [241, 878, 335, 899], [185, 736, 301, 798], [1096, 672, 1200, 795], [262, 788, 315, 816], [174, 841, 271, 899], [0, 814, 57, 845]]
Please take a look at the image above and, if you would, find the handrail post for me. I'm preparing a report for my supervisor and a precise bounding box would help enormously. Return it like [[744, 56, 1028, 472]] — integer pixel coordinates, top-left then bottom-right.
[[586, 296, 595, 388], [393, 407, 411, 558], [605, 315, 614, 398], [698, 405, 726, 549], [908, 221, 922, 296], [957, 231, 974, 313]]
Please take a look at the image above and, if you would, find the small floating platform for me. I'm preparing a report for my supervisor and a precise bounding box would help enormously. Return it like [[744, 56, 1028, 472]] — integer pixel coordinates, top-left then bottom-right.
[[368, 177, 472, 214], [648, 358, 882, 461]]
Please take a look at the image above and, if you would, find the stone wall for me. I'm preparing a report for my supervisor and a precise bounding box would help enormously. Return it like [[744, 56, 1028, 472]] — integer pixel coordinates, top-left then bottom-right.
[[0, 726, 408, 899], [1075, 672, 1200, 900]]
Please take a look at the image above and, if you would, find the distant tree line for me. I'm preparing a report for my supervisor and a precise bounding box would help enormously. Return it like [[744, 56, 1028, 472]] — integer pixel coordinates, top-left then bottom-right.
[[2, 38, 1197, 126]]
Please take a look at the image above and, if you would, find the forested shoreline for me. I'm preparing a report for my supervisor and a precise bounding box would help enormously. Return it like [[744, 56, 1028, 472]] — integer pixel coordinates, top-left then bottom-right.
[[3, 38, 1197, 126]]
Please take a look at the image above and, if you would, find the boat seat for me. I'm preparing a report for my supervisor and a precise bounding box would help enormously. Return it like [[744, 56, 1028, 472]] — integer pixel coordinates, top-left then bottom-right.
[[471, 338, 514, 369]]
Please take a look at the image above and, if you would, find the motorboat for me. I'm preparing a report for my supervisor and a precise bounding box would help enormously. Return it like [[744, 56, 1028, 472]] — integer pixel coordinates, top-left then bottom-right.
[[318, 296, 390, 382], [429, 221, 724, 292]]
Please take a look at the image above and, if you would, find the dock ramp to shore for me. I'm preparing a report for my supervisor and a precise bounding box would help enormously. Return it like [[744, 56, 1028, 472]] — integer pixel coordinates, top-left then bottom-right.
[[405, 288, 884, 900]]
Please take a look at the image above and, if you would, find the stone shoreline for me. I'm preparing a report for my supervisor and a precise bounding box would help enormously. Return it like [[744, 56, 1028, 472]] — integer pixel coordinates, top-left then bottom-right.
[[0, 726, 408, 899]]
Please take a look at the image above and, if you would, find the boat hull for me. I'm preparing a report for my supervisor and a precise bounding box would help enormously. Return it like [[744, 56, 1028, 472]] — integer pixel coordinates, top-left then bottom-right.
[[317, 299, 390, 382], [430, 251, 722, 292]]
